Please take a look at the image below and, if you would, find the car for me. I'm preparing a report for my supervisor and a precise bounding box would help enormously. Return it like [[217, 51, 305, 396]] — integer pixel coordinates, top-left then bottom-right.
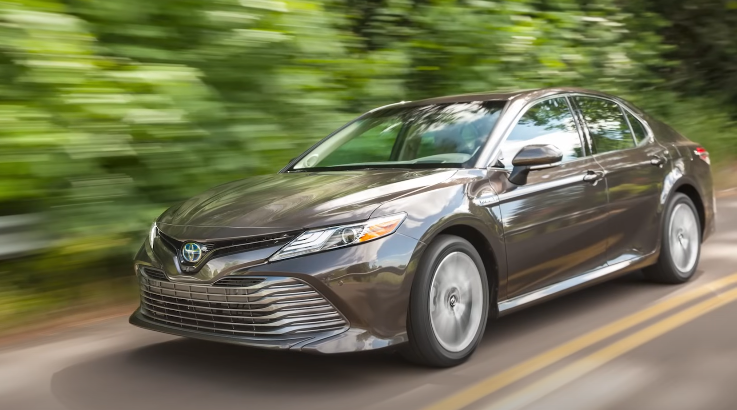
[[130, 87, 716, 367]]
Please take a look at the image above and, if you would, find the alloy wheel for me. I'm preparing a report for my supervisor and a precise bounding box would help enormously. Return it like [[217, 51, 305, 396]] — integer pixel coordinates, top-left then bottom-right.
[[428, 251, 484, 353], [668, 203, 699, 274]]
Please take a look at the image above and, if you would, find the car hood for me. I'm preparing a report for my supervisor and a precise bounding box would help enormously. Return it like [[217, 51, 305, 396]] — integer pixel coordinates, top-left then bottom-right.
[[157, 169, 456, 241]]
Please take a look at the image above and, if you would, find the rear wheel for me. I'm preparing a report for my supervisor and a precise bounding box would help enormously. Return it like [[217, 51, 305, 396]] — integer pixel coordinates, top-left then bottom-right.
[[402, 235, 489, 367], [644, 193, 701, 283]]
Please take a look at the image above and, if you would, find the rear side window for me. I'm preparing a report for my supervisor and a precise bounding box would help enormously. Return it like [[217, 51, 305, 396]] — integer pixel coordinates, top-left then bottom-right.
[[499, 97, 584, 168], [573, 97, 635, 154], [625, 112, 648, 145]]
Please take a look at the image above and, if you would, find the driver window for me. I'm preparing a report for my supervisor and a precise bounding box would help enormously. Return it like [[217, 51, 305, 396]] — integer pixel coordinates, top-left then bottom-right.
[[499, 98, 584, 169]]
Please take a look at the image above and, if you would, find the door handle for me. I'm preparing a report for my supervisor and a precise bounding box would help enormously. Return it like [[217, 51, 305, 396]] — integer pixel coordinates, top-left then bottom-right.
[[650, 155, 667, 167], [583, 170, 605, 185]]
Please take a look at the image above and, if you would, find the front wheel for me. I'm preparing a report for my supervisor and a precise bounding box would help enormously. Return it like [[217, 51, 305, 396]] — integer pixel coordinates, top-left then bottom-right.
[[644, 193, 701, 283], [401, 235, 489, 367]]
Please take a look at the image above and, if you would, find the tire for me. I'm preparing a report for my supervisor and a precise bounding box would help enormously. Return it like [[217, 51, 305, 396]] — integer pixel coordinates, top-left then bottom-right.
[[644, 193, 701, 284], [401, 235, 490, 367]]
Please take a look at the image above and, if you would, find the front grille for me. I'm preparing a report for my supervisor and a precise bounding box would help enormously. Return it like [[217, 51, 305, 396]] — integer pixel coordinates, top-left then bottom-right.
[[142, 267, 168, 281], [138, 276, 347, 340], [158, 231, 298, 263]]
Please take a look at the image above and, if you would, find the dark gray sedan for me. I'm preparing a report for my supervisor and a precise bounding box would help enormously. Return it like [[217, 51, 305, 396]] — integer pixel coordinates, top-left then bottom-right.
[[131, 87, 715, 367]]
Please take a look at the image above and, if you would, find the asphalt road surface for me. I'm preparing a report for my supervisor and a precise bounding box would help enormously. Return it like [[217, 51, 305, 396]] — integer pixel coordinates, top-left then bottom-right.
[[3, 196, 737, 410]]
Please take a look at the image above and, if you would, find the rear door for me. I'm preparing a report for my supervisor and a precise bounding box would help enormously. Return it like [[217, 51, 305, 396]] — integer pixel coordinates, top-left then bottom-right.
[[496, 97, 610, 299], [571, 96, 669, 265]]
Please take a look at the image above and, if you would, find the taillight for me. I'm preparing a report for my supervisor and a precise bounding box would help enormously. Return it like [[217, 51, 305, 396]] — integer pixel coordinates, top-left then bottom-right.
[[694, 147, 710, 165]]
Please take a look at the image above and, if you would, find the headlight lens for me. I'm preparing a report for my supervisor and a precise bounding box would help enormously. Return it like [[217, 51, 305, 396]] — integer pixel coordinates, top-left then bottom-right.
[[269, 213, 407, 261], [148, 222, 158, 249]]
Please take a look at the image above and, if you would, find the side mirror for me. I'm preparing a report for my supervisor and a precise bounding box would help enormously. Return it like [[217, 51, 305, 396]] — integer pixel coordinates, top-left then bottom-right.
[[508, 144, 563, 185]]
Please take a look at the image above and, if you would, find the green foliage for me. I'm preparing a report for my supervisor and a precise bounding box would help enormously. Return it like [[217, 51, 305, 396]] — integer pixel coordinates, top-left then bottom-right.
[[638, 0, 737, 103], [0, 0, 735, 321]]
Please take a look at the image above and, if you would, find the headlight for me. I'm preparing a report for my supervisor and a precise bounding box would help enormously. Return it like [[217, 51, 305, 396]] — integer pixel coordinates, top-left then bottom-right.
[[269, 213, 407, 261], [148, 222, 158, 249]]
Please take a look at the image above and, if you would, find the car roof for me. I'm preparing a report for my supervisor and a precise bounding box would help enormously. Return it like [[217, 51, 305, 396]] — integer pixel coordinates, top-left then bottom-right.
[[371, 87, 618, 111]]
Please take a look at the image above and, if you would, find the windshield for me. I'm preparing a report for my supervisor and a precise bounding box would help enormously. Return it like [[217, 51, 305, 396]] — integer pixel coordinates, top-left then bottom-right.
[[291, 101, 506, 171]]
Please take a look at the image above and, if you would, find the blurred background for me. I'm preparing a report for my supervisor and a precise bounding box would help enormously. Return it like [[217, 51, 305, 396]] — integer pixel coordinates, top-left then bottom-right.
[[1, 0, 736, 332]]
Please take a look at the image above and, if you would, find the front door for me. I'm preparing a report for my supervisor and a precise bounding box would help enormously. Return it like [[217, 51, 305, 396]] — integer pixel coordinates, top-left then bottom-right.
[[571, 96, 670, 264], [495, 97, 610, 299]]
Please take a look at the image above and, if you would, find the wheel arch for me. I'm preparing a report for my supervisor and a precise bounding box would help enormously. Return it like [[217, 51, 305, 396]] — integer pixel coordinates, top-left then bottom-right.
[[674, 183, 706, 239], [419, 220, 503, 316], [663, 176, 706, 240], [644, 178, 705, 284]]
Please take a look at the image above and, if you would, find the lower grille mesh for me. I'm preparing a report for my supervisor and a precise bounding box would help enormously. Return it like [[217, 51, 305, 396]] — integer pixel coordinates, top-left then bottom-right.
[[138, 274, 347, 340]]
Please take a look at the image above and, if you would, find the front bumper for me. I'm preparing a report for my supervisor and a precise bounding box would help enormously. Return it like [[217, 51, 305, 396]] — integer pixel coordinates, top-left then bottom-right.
[[130, 232, 423, 353]]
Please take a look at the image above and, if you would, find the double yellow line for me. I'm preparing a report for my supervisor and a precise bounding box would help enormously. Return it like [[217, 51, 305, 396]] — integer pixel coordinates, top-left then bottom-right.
[[425, 272, 737, 410]]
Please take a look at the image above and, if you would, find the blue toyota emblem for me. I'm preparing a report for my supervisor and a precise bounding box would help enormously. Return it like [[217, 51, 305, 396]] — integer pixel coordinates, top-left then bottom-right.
[[182, 242, 202, 263]]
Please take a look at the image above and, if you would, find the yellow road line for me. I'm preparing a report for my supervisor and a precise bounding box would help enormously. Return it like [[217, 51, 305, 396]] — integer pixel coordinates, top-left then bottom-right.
[[484, 285, 737, 410], [424, 272, 737, 410]]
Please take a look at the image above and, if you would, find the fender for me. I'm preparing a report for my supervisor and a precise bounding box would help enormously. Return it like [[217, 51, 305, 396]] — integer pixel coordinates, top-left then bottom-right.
[[411, 212, 506, 312], [660, 157, 704, 209], [372, 178, 507, 308], [660, 157, 686, 207]]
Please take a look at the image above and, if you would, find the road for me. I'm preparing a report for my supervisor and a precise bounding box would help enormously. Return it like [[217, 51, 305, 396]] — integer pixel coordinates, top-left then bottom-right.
[[2, 196, 737, 410]]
